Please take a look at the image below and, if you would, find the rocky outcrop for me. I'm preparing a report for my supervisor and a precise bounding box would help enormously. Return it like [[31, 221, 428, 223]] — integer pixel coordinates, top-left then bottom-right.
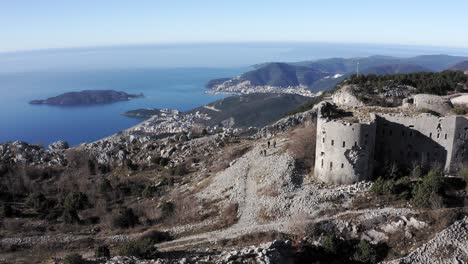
[[383, 217, 468, 264], [259, 109, 317, 136], [332, 85, 365, 108], [0, 141, 66, 166], [48, 140, 69, 151], [93, 240, 295, 264]]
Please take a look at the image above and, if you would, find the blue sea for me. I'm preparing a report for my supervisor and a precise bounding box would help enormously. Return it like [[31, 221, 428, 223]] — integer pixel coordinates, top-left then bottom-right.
[[1, 43, 468, 146], [0, 68, 244, 146]]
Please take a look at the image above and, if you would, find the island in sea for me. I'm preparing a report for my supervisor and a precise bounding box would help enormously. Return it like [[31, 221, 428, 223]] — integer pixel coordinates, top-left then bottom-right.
[[29, 90, 143, 106]]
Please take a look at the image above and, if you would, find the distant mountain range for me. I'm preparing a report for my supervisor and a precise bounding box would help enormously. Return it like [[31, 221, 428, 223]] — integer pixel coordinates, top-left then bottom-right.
[[206, 55, 468, 93]]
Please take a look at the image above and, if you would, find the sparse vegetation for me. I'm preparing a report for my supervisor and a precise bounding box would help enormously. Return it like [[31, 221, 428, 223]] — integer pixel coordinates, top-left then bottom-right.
[[63, 253, 86, 264], [453, 105, 468, 115], [353, 240, 378, 264], [118, 238, 158, 259], [284, 123, 317, 172], [345, 71, 468, 96], [95, 245, 111, 258], [112, 208, 139, 229], [370, 177, 395, 195], [412, 169, 444, 208]]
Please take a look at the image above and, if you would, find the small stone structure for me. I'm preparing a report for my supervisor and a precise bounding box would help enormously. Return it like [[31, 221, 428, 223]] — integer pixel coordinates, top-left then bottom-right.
[[314, 99, 468, 184]]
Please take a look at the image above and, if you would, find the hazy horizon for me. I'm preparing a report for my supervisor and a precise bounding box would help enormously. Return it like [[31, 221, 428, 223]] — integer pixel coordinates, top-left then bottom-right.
[[2, 1, 468, 53], [2, 42, 468, 74]]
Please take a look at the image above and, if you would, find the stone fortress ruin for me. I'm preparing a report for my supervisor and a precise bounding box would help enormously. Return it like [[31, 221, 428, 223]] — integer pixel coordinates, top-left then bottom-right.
[[314, 87, 468, 184]]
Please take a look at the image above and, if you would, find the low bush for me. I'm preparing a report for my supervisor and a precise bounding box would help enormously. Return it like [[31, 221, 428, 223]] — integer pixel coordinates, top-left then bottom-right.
[[63, 253, 86, 264], [64, 192, 90, 211], [370, 177, 394, 195], [63, 208, 80, 224], [26, 192, 48, 211], [95, 245, 111, 258], [112, 208, 139, 228], [322, 234, 339, 254], [140, 230, 172, 243], [118, 238, 158, 259], [412, 169, 444, 208], [99, 179, 113, 194], [453, 105, 468, 115], [352, 240, 378, 264], [142, 185, 159, 198], [2, 204, 14, 217]]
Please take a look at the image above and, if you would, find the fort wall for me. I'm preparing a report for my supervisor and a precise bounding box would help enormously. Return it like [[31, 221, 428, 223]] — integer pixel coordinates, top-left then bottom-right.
[[314, 115, 376, 184]]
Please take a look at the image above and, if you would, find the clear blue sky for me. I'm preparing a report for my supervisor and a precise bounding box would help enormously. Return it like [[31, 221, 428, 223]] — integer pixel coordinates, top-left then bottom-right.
[[1, 0, 468, 52]]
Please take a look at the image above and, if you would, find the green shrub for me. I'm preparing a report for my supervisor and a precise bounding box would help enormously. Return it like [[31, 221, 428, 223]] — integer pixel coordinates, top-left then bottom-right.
[[64, 192, 90, 211], [118, 238, 158, 259], [63, 208, 80, 224], [95, 245, 111, 258], [2, 204, 14, 217], [159, 201, 175, 218], [411, 165, 422, 178], [412, 169, 444, 208], [142, 185, 158, 198], [371, 177, 394, 195], [159, 158, 169, 167], [26, 192, 48, 211], [352, 240, 378, 264], [99, 179, 113, 194], [140, 230, 172, 243], [63, 253, 86, 264], [112, 208, 139, 228], [322, 234, 338, 254]]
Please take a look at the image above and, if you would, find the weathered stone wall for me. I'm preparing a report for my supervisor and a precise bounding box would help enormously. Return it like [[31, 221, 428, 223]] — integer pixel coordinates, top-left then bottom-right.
[[314, 102, 468, 184], [403, 94, 453, 115], [374, 114, 458, 172], [314, 115, 376, 184]]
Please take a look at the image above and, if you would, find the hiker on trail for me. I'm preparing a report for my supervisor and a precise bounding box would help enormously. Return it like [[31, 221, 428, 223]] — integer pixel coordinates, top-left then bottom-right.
[[273, 140, 276, 148], [267, 140, 270, 148]]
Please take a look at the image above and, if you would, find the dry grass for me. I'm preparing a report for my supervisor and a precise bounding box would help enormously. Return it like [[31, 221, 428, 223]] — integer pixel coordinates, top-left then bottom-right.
[[284, 122, 317, 171], [256, 207, 278, 224], [217, 202, 239, 228], [257, 184, 281, 197], [211, 144, 252, 173], [287, 212, 314, 238]]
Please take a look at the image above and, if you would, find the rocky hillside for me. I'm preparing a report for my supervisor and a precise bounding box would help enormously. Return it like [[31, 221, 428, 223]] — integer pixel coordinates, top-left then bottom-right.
[[123, 93, 317, 131], [1, 87, 467, 263]]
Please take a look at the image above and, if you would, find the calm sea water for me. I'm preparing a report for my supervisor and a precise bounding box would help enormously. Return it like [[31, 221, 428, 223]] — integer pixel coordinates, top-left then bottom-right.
[[0, 68, 244, 146]]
